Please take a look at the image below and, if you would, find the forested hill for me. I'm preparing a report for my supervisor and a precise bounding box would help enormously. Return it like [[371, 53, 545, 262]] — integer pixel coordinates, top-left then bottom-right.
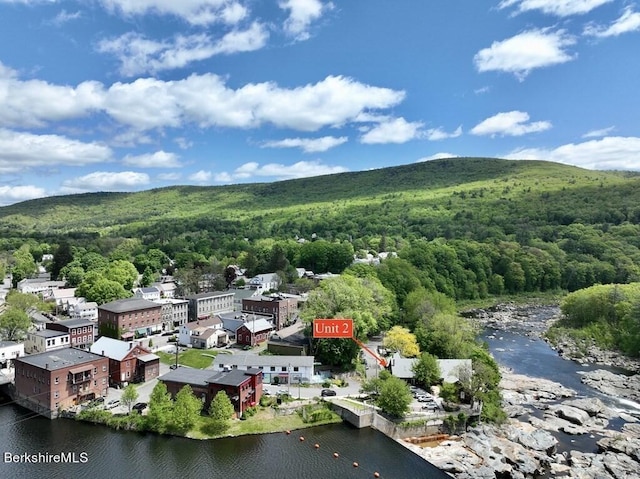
[[1, 158, 639, 243]]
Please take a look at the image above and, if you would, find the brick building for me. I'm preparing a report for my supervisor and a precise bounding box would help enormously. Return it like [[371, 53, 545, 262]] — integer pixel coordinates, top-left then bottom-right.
[[242, 295, 298, 330], [13, 348, 109, 418], [98, 298, 162, 340], [46, 318, 97, 350], [90, 337, 160, 387]]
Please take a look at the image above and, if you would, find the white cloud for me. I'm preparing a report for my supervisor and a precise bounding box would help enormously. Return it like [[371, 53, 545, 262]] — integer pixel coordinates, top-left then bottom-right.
[[50, 10, 82, 26], [471, 111, 552, 137], [0, 128, 112, 173], [122, 150, 181, 168], [360, 117, 424, 144], [98, 0, 247, 26], [98, 23, 269, 76], [262, 136, 347, 153], [217, 159, 347, 182], [416, 153, 459, 162], [584, 7, 640, 37], [582, 126, 615, 138], [425, 125, 463, 141], [279, 0, 333, 40], [62, 171, 150, 192], [505, 136, 640, 170], [189, 170, 212, 182], [474, 28, 576, 80], [0, 185, 47, 206], [498, 0, 613, 16]]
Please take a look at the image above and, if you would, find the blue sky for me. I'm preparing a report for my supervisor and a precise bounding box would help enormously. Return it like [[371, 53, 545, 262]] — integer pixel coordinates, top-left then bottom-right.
[[1, 0, 639, 206]]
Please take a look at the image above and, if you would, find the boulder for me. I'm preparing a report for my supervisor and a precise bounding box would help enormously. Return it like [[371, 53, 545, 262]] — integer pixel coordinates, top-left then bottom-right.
[[551, 404, 591, 426]]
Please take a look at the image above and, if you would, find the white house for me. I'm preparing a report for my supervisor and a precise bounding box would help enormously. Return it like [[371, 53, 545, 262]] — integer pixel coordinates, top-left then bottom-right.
[[133, 287, 161, 301], [24, 330, 70, 354], [247, 273, 281, 293], [388, 352, 472, 385], [69, 301, 98, 321], [178, 316, 228, 349], [17, 278, 66, 295], [212, 354, 315, 385], [0, 341, 24, 369]]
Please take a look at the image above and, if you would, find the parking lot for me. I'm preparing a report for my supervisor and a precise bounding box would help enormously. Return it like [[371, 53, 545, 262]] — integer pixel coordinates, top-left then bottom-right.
[[409, 385, 443, 413]]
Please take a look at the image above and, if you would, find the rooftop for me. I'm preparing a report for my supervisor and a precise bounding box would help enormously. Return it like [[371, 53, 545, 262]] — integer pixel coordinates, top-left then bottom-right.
[[99, 297, 161, 313], [16, 348, 105, 370], [214, 354, 314, 368], [29, 329, 68, 338], [186, 291, 234, 300], [47, 318, 95, 329], [90, 337, 150, 361]]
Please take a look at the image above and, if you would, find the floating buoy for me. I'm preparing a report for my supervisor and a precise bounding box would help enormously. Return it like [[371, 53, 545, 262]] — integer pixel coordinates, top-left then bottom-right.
[[333, 452, 339, 458], [374, 473, 380, 478], [285, 430, 291, 435], [314, 443, 320, 449], [353, 462, 359, 468], [299, 436, 305, 441]]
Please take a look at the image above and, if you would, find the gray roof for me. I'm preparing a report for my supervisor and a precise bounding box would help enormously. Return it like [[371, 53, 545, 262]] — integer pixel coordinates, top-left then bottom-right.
[[186, 291, 234, 300], [159, 367, 261, 388], [214, 354, 313, 368], [90, 337, 149, 361], [16, 347, 105, 371], [137, 353, 160, 362], [30, 329, 68, 338], [136, 287, 160, 293], [237, 318, 273, 333], [99, 297, 160, 313], [388, 353, 473, 383], [0, 340, 19, 348], [389, 353, 416, 379], [48, 318, 95, 329], [206, 368, 261, 387]]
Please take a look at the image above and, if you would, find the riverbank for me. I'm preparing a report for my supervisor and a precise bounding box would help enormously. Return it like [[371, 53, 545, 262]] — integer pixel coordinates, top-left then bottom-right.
[[401, 304, 640, 478]]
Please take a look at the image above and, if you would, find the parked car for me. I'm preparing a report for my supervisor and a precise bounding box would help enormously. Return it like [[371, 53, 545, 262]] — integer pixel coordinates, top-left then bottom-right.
[[132, 402, 148, 413], [105, 399, 120, 409], [87, 397, 105, 408], [321, 389, 337, 397], [421, 402, 439, 411], [417, 395, 434, 402]]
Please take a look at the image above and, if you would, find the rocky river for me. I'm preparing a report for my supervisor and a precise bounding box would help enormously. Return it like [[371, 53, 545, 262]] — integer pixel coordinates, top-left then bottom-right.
[[404, 304, 640, 479]]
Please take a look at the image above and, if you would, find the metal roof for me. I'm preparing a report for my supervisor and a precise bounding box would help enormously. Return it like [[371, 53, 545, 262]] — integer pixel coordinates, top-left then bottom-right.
[[16, 347, 105, 371], [98, 297, 160, 313]]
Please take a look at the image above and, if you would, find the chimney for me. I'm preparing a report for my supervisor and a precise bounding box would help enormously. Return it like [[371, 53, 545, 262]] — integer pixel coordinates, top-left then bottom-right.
[[129, 342, 133, 349], [45, 363, 49, 369], [102, 350, 105, 356]]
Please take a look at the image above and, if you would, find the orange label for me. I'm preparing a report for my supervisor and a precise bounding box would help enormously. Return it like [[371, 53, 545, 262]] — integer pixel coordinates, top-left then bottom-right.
[[313, 319, 353, 338]]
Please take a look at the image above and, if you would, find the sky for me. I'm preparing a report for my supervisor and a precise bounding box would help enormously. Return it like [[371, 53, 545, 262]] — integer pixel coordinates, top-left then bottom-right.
[[0, 0, 639, 206]]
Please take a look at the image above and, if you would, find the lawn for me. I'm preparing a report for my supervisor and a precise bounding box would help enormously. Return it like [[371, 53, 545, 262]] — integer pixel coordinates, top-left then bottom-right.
[[157, 349, 219, 369], [189, 407, 343, 439]]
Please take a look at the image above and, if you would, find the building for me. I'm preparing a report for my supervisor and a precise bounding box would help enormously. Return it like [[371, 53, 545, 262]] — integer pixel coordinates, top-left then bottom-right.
[[0, 341, 24, 368], [218, 312, 274, 340], [158, 367, 262, 416], [236, 319, 274, 347], [247, 273, 281, 292], [242, 295, 298, 330], [48, 288, 77, 313], [232, 288, 259, 311], [152, 278, 177, 298], [213, 354, 315, 385], [388, 352, 472, 385], [178, 316, 228, 349], [185, 291, 234, 322], [17, 278, 66, 295], [90, 337, 160, 386], [133, 287, 161, 301], [24, 330, 70, 354], [13, 348, 109, 418], [46, 319, 97, 350], [98, 298, 163, 340], [68, 301, 98, 322], [154, 298, 189, 331]]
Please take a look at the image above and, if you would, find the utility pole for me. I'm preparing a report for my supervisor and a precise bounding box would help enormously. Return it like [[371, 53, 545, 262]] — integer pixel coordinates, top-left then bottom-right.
[[174, 343, 179, 369]]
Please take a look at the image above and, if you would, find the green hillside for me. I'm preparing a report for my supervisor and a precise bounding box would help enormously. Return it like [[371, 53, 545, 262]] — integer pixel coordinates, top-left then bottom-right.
[[1, 158, 638, 243]]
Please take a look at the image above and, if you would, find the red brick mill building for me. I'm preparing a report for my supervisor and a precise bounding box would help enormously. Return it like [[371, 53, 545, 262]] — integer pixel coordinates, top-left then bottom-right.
[[13, 348, 109, 418]]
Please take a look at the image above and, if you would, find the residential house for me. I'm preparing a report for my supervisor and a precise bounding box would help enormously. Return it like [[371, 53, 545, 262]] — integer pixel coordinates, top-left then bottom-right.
[[178, 316, 228, 349], [48, 288, 77, 313], [247, 273, 281, 293], [17, 278, 66, 296], [46, 319, 96, 350], [0, 341, 24, 369], [97, 298, 163, 340], [24, 330, 70, 354], [236, 319, 274, 346], [218, 312, 274, 340], [68, 301, 98, 322], [153, 279, 177, 299], [13, 348, 109, 418], [213, 354, 314, 385], [90, 337, 160, 386], [185, 291, 234, 322], [154, 298, 189, 331], [388, 352, 472, 385], [242, 295, 298, 330], [133, 287, 161, 301], [158, 367, 262, 417]]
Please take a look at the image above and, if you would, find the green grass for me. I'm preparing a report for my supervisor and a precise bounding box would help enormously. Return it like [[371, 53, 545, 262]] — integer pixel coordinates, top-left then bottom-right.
[[157, 349, 218, 369]]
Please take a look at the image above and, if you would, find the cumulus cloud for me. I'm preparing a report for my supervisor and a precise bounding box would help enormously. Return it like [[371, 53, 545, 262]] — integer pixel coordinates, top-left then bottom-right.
[[0, 128, 113, 173], [584, 7, 640, 37], [582, 126, 615, 138], [279, 0, 333, 40], [471, 111, 552, 137], [498, 0, 613, 16], [216, 159, 347, 182], [416, 153, 459, 162], [98, 23, 269, 76], [98, 0, 248, 26], [62, 171, 150, 192], [425, 125, 463, 141], [360, 117, 424, 144], [474, 28, 576, 80], [122, 150, 181, 168], [188, 170, 212, 182], [0, 185, 47, 206], [504, 136, 640, 170], [261, 136, 347, 153]]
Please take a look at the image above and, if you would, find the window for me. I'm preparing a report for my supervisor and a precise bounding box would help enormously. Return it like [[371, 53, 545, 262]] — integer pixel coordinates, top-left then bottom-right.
[[102, 365, 107, 372], [54, 377, 59, 384], [293, 367, 299, 372], [270, 367, 275, 372], [102, 378, 106, 384], [281, 367, 286, 372], [54, 391, 59, 399]]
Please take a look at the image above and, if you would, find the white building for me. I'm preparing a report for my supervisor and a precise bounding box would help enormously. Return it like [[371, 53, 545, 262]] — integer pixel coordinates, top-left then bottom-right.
[[247, 273, 281, 293], [69, 301, 98, 321], [0, 341, 24, 368], [213, 354, 315, 384], [17, 279, 66, 295], [154, 298, 189, 330], [178, 316, 228, 349], [24, 330, 70, 354], [133, 287, 161, 301]]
